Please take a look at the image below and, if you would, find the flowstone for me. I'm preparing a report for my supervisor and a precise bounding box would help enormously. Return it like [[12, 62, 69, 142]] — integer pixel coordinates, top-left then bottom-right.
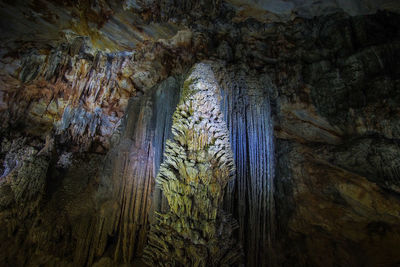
[[143, 62, 242, 267]]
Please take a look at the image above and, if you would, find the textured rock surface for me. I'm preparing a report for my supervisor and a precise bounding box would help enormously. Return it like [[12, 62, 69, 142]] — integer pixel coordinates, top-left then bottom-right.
[[1, 1, 400, 267], [269, 11, 400, 267], [81, 76, 182, 266], [0, 134, 104, 266], [144, 62, 241, 266], [227, 0, 400, 21], [0, 30, 198, 151], [216, 64, 276, 267]]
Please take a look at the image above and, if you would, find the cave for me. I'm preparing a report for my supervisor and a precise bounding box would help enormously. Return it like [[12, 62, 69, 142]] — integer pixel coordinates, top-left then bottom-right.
[[1, 0, 400, 266]]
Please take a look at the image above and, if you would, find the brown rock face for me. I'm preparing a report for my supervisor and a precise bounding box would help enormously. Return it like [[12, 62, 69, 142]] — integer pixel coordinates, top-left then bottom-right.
[[1, 1, 400, 267], [270, 12, 400, 267], [1, 31, 199, 152]]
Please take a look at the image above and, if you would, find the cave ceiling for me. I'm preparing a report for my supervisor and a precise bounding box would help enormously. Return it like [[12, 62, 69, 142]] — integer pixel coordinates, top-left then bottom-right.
[[2, 0, 400, 53]]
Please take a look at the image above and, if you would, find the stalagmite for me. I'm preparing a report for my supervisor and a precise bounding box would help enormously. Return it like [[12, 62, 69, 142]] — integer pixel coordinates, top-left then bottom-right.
[[143, 62, 242, 266]]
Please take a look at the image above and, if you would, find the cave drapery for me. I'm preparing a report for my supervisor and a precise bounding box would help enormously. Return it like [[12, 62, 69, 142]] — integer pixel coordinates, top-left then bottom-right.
[[89, 62, 276, 266]]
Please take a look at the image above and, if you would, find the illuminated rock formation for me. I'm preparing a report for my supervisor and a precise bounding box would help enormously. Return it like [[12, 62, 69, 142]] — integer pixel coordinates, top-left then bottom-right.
[[217, 66, 276, 267], [1, 1, 400, 266], [143, 62, 242, 266]]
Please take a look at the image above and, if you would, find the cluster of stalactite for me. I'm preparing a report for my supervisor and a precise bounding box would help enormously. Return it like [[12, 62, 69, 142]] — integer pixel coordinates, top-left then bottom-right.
[[0, 61, 276, 266], [216, 65, 276, 267], [1, 28, 198, 152], [143, 62, 242, 266], [69, 76, 182, 266], [2, 37, 134, 149]]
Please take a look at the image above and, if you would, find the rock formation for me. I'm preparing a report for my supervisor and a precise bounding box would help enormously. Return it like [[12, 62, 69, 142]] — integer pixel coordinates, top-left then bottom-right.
[[1, 1, 400, 267], [143, 62, 241, 266]]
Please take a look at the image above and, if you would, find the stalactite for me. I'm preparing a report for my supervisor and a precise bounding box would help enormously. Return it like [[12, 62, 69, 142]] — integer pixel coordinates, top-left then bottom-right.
[[218, 68, 276, 267], [143, 62, 242, 267], [152, 77, 183, 214], [14, 40, 136, 148], [71, 76, 181, 266]]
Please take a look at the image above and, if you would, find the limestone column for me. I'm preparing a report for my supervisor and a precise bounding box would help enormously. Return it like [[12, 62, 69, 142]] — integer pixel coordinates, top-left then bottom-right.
[[143, 62, 242, 267]]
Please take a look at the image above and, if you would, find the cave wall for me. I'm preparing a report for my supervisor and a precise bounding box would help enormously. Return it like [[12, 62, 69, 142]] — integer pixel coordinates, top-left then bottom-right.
[[270, 11, 400, 267], [0, 74, 182, 266]]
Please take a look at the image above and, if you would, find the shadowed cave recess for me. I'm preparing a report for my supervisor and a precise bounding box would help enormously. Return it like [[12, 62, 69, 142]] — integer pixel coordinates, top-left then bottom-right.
[[1, 0, 400, 266]]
